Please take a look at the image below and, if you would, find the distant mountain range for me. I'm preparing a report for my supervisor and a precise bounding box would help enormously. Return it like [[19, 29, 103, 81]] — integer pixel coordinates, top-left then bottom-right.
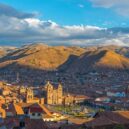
[[63, 49, 129, 74], [0, 44, 85, 70], [1, 43, 129, 85], [1, 44, 129, 71], [0, 46, 16, 57]]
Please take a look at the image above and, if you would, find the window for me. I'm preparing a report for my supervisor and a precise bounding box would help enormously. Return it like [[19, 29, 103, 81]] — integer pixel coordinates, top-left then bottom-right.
[[20, 122, 25, 128], [38, 113, 41, 116], [32, 113, 35, 116], [25, 111, 28, 114]]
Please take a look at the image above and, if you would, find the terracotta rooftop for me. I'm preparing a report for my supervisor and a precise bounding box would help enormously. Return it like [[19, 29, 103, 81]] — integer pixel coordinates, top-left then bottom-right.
[[25, 119, 49, 129], [39, 104, 52, 116], [86, 116, 114, 127], [17, 103, 34, 108], [59, 124, 83, 129], [30, 107, 43, 113], [85, 111, 129, 128], [13, 104, 24, 115], [17, 103, 52, 116]]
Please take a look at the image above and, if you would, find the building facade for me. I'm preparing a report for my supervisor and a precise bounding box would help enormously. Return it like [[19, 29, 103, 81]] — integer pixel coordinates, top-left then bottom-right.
[[26, 88, 34, 103], [26, 88, 41, 104], [45, 81, 63, 105]]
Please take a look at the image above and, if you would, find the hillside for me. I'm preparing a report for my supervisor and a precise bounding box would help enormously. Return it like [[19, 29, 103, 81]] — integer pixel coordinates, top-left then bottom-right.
[[0, 49, 5, 57], [64, 49, 129, 73], [0, 46, 16, 57], [0, 43, 86, 70], [0, 44, 129, 86], [1, 44, 129, 73]]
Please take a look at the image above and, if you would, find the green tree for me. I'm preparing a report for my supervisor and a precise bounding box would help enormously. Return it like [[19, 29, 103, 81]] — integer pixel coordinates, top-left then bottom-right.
[[113, 124, 125, 129]]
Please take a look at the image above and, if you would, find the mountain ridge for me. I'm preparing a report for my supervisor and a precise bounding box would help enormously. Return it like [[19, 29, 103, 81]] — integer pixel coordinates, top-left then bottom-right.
[[0, 43, 86, 70], [1, 44, 129, 86], [64, 49, 129, 74], [1, 44, 129, 72]]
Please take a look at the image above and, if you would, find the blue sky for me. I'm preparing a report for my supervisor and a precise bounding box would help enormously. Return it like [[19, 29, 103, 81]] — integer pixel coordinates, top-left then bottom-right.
[[0, 0, 129, 46], [0, 0, 129, 27]]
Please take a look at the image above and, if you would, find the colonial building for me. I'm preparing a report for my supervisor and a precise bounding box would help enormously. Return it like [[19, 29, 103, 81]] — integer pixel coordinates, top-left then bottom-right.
[[19, 86, 26, 94], [26, 88, 44, 104], [0, 107, 6, 118], [26, 88, 34, 103], [63, 94, 74, 106], [45, 81, 63, 105], [44, 81, 87, 106], [21, 82, 87, 106]]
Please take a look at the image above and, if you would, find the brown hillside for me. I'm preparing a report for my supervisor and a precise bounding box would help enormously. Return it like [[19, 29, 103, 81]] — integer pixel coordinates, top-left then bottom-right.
[[66, 49, 129, 73], [0, 49, 5, 57], [0, 44, 86, 70]]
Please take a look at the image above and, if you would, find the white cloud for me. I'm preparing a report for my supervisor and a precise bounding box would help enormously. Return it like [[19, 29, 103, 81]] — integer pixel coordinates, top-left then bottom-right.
[[1, 3, 129, 46], [89, 0, 129, 17]]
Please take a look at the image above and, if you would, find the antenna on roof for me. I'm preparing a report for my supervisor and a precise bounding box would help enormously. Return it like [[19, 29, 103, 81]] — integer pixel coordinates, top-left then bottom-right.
[[16, 72, 20, 83]]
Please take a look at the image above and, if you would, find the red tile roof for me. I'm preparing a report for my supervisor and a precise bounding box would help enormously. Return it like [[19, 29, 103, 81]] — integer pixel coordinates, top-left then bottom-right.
[[85, 111, 129, 128], [25, 119, 49, 129], [30, 107, 43, 113]]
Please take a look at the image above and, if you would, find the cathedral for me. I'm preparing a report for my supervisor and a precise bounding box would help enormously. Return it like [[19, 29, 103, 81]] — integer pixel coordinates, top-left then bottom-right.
[[26, 88, 34, 103], [45, 81, 63, 105], [20, 81, 79, 106], [44, 81, 76, 105], [26, 88, 44, 104]]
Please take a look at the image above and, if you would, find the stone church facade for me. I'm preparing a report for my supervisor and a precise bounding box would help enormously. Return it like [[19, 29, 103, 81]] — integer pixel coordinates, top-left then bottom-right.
[[45, 81, 63, 105], [20, 81, 86, 106]]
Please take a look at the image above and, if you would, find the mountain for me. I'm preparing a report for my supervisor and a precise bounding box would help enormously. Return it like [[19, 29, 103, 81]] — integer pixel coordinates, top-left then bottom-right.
[[0, 49, 5, 57], [63, 49, 129, 74], [0, 46, 16, 57], [0, 43, 86, 70], [1, 44, 129, 74], [94, 45, 129, 58], [1, 44, 129, 86]]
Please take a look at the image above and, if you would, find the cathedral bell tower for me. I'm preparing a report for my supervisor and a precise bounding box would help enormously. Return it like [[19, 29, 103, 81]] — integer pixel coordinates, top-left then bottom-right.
[[57, 83, 63, 105], [46, 81, 53, 105], [26, 88, 34, 103]]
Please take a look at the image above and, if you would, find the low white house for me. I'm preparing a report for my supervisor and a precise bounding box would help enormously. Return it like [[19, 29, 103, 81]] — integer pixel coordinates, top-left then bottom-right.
[[107, 91, 126, 97]]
